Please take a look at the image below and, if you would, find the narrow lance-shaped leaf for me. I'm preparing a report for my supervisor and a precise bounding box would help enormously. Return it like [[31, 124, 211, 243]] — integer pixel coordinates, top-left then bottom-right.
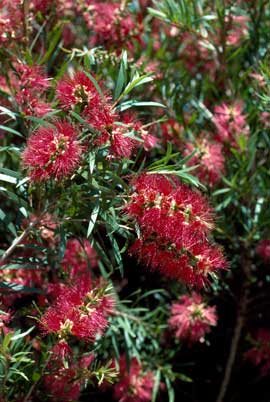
[[114, 50, 128, 99], [152, 369, 161, 402], [87, 201, 100, 238], [11, 326, 35, 341], [117, 100, 165, 112]]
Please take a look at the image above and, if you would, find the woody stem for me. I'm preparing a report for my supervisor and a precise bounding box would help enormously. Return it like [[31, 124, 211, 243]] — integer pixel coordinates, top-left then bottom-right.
[[216, 257, 251, 402]]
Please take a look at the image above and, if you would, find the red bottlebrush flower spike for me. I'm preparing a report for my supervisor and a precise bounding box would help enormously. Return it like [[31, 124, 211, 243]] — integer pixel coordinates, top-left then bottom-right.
[[44, 340, 95, 401], [256, 239, 270, 263], [40, 281, 115, 342], [22, 120, 82, 182], [113, 357, 154, 402], [128, 113, 158, 152], [179, 32, 218, 79], [168, 292, 217, 343], [127, 174, 214, 235], [185, 136, 225, 186], [30, 0, 52, 13], [44, 369, 81, 402], [245, 329, 270, 376], [126, 174, 226, 286], [16, 92, 52, 117], [105, 113, 157, 159], [0, 0, 24, 45], [57, 71, 118, 146], [30, 0, 75, 16], [50, 340, 72, 362], [85, 99, 116, 136], [141, 130, 158, 151], [15, 64, 51, 91], [110, 126, 139, 159], [213, 101, 249, 147], [44, 341, 80, 401], [80, 2, 140, 51], [56, 71, 100, 110], [12, 64, 52, 117]]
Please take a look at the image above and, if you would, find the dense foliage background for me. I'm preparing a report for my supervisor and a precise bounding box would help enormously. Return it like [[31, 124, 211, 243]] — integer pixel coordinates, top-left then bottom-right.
[[0, 1, 270, 401]]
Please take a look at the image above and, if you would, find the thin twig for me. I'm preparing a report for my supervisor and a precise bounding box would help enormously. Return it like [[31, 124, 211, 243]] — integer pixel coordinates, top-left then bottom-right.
[[0, 219, 39, 264]]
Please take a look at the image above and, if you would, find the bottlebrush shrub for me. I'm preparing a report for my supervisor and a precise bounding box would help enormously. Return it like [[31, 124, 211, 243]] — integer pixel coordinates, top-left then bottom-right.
[[1, 1, 270, 402]]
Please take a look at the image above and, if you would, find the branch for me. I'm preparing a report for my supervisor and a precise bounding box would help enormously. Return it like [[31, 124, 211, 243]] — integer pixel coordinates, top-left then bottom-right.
[[216, 257, 252, 402], [215, 287, 248, 402]]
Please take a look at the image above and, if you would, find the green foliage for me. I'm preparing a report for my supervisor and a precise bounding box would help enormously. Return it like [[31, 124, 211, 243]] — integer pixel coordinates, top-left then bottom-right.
[[1, 0, 270, 401], [0, 327, 35, 402]]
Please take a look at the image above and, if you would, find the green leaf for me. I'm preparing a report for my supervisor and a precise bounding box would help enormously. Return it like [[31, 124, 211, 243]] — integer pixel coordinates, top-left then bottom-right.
[[0, 208, 6, 221], [2, 332, 13, 352], [97, 259, 110, 278], [0, 173, 17, 184], [147, 7, 167, 20], [9, 369, 29, 381], [84, 71, 105, 101], [114, 50, 128, 99], [0, 187, 28, 207], [0, 281, 44, 293], [0, 146, 20, 154], [0, 106, 17, 120], [0, 168, 21, 179], [29, 20, 47, 52], [117, 100, 165, 112], [7, 222, 17, 237], [179, 149, 197, 165], [87, 201, 100, 237], [58, 226, 67, 260], [16, 177, 30, 188], [122, 74, 153, 97], [0, 125, 23, 137], [111, 333, 120, 359], [152, 369, 161, 402], [213, 188, 231, 196], [70, 110, 86, 124], [11, 326, 34, 341], [165, 377, 175, 402], [107, 233, 124, 276], [89, 151, 96, 174], [191, 100, 213, 120], [40, 24, 62, 64], [25, 115, 54, 128], [0, 264, 44, 270], [177, 373, 193, 382], [147, 169, 203, 188]]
